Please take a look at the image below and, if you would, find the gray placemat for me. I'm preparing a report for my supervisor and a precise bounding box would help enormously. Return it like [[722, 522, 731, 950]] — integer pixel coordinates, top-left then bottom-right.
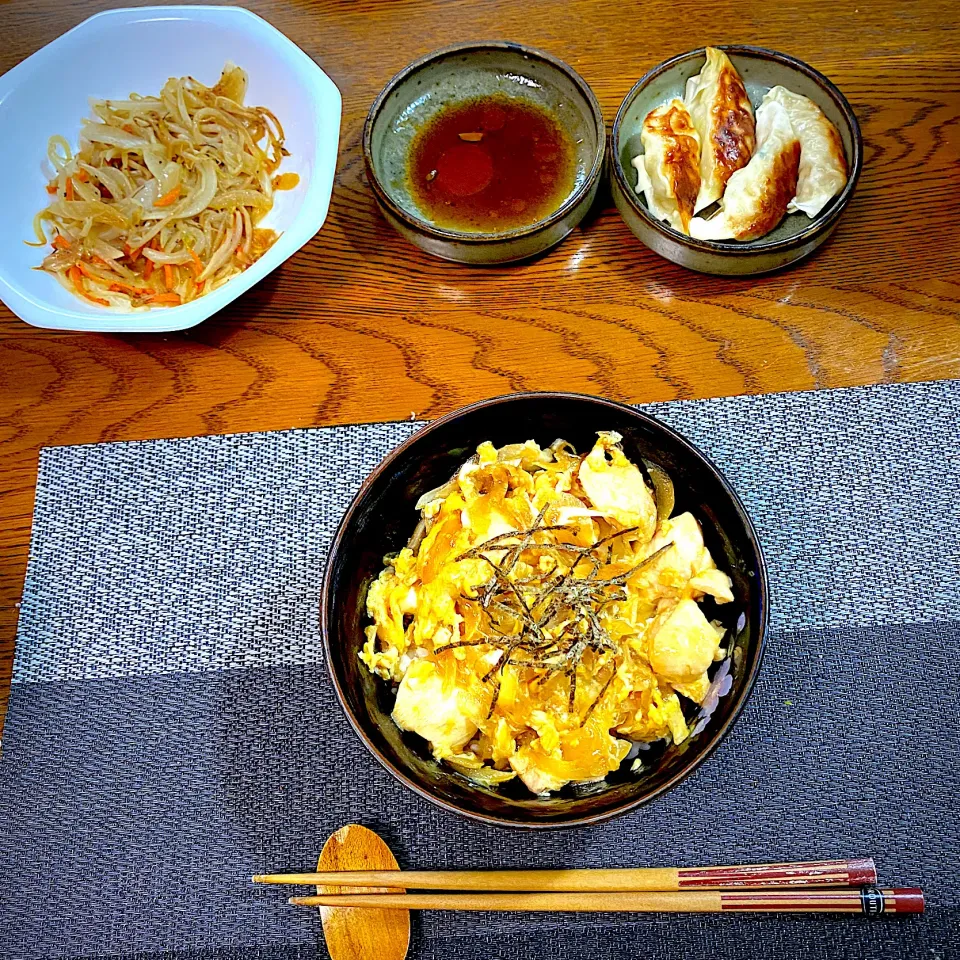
[[1, 380, 958, 959]]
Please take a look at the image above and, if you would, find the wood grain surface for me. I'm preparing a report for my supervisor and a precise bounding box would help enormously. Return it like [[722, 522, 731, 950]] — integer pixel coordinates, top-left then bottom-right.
[[1, 0, 958, 733], [315, 824, 409, 960]]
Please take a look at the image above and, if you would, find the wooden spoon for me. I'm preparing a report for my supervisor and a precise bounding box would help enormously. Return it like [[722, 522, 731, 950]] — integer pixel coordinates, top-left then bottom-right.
[[317, 824, 410, 960]]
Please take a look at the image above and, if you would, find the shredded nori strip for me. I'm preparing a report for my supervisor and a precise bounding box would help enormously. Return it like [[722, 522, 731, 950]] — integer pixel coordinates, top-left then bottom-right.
[[440, 507, 673, 723]]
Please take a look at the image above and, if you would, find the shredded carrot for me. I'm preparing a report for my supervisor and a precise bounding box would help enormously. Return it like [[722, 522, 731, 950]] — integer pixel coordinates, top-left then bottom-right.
[[188, 248, 203, 278], [64, 265, 108, 305], [124, 243, 142, 262], [76, 261, 100, 280], [52, 234, 71, 250], [75, 169, 89, 183], [46, 183, 58, 195], [154, 185, 181, 207], [146, 293, 182, 305], [163, 264, 175, 288], [109, 281, 151, 295], [65, 178, 75, 201], [123, 124, 137, 134], [143, 258, 155, 280]]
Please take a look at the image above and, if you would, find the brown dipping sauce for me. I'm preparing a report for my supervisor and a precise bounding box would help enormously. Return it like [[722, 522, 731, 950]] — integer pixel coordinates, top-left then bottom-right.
[[406, 94, 577, 232]]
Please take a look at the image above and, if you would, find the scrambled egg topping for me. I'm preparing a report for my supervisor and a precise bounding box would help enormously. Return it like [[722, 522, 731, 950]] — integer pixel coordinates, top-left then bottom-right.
[[361, 433, 734, 795]]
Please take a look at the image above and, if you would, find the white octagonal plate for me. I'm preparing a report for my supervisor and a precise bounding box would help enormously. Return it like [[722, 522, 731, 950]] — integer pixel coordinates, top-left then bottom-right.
[[0, 5, 341, 332]]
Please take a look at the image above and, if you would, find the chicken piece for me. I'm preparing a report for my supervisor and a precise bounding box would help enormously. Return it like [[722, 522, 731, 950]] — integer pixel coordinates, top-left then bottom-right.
[[509, 744, 569, 794], [660, 512, 706, 577], [392, 659, 479, 758], [672, 672, 712, 704], [641, 512, 734, 602], [689, 567, 735, 602], [577, 432, 657, 539], [647, 598, 723, 685]]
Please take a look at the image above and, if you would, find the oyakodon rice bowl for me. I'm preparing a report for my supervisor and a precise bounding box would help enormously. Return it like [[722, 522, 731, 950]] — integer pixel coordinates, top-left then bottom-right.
[[362, 433, 735, 795], [322, 392, 768, 828]]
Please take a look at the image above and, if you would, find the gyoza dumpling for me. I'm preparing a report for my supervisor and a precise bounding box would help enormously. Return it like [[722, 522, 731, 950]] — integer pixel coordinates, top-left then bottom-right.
[[631, 99, 701, 234], [688, 98, 800, 241], [684, 47, 756, 212], [762, 85, 848, 218]]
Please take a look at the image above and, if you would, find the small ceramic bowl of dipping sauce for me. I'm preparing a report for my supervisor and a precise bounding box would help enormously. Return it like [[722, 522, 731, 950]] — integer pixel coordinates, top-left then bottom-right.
[[610, 45, 862, 276], [363, 42, 605, 264]]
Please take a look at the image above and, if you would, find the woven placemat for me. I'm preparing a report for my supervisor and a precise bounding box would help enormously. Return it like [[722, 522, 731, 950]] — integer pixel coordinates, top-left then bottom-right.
[[1, 380, 958, 959]]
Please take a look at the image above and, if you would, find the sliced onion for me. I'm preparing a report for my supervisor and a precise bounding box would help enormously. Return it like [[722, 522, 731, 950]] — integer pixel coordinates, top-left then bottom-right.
[[175, 82, 195, 136], [94, 100, 152, 116], [176, 221, 209, 257], [414, 476, 458, 511], [207, 188, 272, 212], [169, 160, 218, 220], [80, 121, 147, 150], [197, 209, 241, 282], [110, 198, 146, 228], [456, 766, 517, 786], [41, 247, 82, 271], [142, 247, 191, 264], [212, 63, 248, 105], [81, 162, 131, 200], [406, 516, 433, 553], [71, 178, 101, 203], [142, 144, 166, 181], [88, 238, 125, 261], [497, 443, 531, 461], [34, 64, 291, 310], [130, 178, 160, 210], [642, 458, 675, 524], [47, 135, 72, 170], [161, 162, 183, 194], [46, 199, 129, 226]]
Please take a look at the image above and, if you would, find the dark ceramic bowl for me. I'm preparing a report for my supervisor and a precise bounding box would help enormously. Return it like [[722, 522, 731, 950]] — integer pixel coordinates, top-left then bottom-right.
[[610, 45, 863, 275], [322, 393, 769, 828], [362, 42, 605, 264]]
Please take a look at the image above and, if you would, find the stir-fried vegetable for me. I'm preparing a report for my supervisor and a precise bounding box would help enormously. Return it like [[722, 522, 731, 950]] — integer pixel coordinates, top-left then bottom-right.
[[31, 63, 299, 310]]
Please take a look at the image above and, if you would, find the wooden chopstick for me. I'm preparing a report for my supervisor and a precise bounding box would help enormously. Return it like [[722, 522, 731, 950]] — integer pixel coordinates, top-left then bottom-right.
[[288, 888, 924, 915], [254, 858, 877, 892]]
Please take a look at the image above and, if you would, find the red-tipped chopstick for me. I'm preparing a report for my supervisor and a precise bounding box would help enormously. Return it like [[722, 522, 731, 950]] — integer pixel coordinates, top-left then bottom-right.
[[288, 887, 924, 915], [254, 858, 877, 892]]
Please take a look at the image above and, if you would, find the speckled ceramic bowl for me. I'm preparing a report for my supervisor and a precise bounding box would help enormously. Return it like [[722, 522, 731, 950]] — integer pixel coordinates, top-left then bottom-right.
[[363, 42, 605, 264], [611, 45, 862, 276]]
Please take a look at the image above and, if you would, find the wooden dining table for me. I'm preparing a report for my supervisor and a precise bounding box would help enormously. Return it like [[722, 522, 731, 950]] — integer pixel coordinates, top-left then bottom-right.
[[1, 0, 958, 735]]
